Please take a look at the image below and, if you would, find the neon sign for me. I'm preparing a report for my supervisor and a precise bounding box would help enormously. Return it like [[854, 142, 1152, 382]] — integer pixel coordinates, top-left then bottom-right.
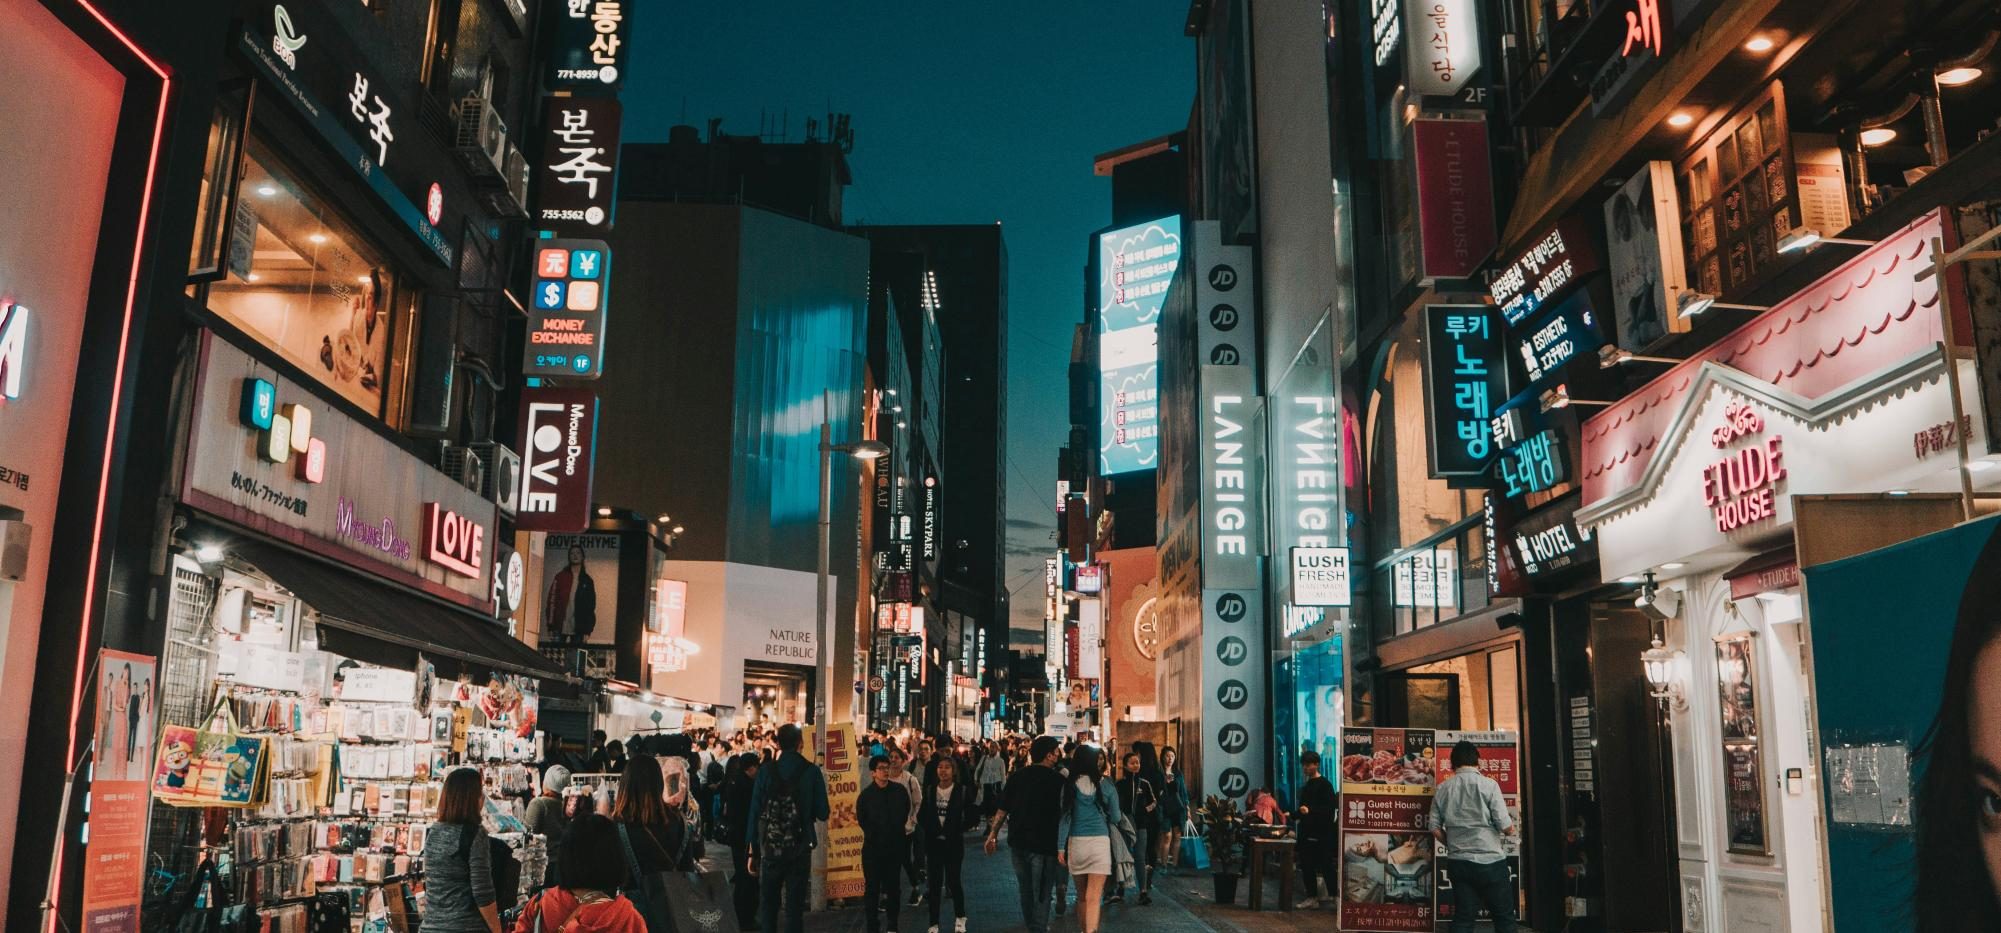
[[423, 502, 486, 577], [238, 378, 326, 483], [1701, 401, 1786, 532], [0, 299, 27, 400]]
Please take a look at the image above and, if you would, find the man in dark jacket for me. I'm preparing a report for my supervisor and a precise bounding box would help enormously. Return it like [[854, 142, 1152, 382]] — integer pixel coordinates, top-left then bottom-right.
[[1114, 750, 1159, 904], [1296, 751, 1340, 908], [858, 755, 913, 933], [748, 724, 831, 933]]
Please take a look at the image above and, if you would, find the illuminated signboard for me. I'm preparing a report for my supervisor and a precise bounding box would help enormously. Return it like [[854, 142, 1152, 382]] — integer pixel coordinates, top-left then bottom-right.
[[1074, 564, 1103, 594], [921, 474, 938, 560], [515, 386, 598, 532], [534, 96, 622, 236], [1494, 428, 1569, 499], [1200, 365, 1262, 590], [1290, 546, 1353, 608], [423, 502, 488, 577], [1370, 0, 1401, 66], [1098, 216, 1181, 474], [1510, 507, 1595, 578], [1702, 401, 1786, 533], [1511, 290, 1603, 391], [0, 299, 27, 400], [1402, 0, 1480, 97], [1423, 305, 1505, 479], [524, 239, 611, 378], [239, 378, 327, 485], [545, 0, 632, 92], [1487, 217, 1600, 326]]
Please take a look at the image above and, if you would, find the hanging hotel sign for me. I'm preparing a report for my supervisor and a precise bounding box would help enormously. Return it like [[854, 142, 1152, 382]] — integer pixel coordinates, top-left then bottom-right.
[[183, 334, 495, 606], [1402, 0, 1480, 97], [1424, 304, 1506, 479], [1488, 216, 1600, 326], [1411, 116, 1496, 282], [1290, 546, 1353, 607], [524, 239, 611, 378], [1508, 505, 1595, 578], [516, 386, 599, 532], [545, 0, 632, 92], [238, 2, 452, 266], [534, 97, 623, 236]]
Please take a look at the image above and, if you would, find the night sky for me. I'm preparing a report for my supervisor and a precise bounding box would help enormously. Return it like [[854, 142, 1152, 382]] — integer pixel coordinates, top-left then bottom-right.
[[628, 3, 1194, 641]]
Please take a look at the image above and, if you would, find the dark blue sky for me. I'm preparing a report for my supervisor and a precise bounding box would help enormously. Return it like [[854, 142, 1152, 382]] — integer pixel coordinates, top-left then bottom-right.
[[628, 3, 1193, 636]]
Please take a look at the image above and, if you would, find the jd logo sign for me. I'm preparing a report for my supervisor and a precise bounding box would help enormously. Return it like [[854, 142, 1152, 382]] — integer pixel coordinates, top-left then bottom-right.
[[1218, 723, 1250, 754], [1209, 345, 1241, 365], [1208, 264, 1238, 291], [1216, 635, 1248, 666], [1208, 303, 1239, 331], [1218, 767, 1250, 798], [1217, 679, 1249, 710], [1215, 592, 1247, 622]]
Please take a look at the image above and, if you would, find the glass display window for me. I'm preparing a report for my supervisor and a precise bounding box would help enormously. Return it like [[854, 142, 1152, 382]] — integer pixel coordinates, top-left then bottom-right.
[[208, 135, 403, 416]]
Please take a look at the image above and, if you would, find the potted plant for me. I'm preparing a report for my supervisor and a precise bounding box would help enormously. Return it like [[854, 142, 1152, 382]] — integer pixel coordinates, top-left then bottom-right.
[[1198, 795, 1248, 905]]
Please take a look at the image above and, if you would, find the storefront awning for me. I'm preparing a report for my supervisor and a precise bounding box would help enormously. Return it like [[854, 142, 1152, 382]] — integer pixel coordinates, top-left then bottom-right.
[[235, 541, 568, 682]]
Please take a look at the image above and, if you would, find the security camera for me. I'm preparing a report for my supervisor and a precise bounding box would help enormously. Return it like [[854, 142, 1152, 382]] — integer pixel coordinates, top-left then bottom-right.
[[1635, 582, 1681, 623]]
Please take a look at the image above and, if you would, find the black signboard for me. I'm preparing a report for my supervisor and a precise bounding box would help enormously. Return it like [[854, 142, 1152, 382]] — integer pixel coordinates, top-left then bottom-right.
[[523, 239, 611, 379], [533, 96, 622, 236], [1487, 216, 1602, 326], [1510, 289, 1604, 393], [1506, 504, 1596, 578], [544, 0, 632, 92], [1423, 304, 1507, 478], [238, 0, 453, 265]]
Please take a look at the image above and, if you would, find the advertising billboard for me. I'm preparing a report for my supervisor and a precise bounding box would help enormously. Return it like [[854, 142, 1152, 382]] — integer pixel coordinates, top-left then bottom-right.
[[1098, 216, 1182, 474]]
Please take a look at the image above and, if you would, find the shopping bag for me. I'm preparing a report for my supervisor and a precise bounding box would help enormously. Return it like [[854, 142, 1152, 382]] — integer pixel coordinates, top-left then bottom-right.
[[1180, 835, 1211, 871], [154, 699, 269, 808], [616, 823, 677, 933], [661, 869, 733, 933]]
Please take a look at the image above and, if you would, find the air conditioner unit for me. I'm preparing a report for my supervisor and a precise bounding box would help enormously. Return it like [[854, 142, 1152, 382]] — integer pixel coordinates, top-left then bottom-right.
[[472, 442, 521, 517], [482, 143, 530, 219], [453, 95, 507, 183], [0, 520, 31, 581], [438, 444, 487, 494]]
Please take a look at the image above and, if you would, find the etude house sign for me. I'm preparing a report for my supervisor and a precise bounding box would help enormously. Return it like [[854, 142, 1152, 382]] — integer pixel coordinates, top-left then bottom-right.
[[181, 334, 496, 607]]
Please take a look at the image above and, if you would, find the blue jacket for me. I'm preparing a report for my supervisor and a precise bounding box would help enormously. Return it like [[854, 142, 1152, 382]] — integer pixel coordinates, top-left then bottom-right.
[[1056, 777, 1120, 849], [746, 751, 831, 856]]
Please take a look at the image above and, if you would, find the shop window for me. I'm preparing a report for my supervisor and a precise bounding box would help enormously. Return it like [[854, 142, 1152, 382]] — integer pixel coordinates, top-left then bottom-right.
[[207, 136, 404, 417], [1676, 83, 1795, 297], [187, 82, 254, 283]]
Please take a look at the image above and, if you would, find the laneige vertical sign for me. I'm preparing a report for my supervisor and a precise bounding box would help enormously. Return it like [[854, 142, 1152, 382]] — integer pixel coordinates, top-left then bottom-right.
[[1200, 365, 1262, 590]]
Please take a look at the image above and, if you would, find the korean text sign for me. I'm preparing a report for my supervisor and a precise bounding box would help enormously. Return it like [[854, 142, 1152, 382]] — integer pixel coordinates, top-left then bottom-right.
[[524, 240, 611, 378], [1423, 304, 1505, 478], [545, 0, 632, 91], [1098, 217, 1181, 474], [534, 96, 623, 236]]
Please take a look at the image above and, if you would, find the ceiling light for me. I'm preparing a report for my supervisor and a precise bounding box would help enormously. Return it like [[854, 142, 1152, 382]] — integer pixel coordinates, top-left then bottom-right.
[[672, 525, 685, 534], [656, 514, 671, 523], [195, 543, 225, 563], [1859, 127, 1898, 147], [1743, 36, 1775, 53], [1619, 575, 1642, 584], [1662, 562, 1687, 571], [1968, 460, 1997, 473], [1937, 66, 1983, 87], [355, 275, 372, 284], [1887, 489, 1911, 497], [1680, 292, 1779, 318], [257, 184, 278, 197], [596, 506, 613, 516], [309, 232, 328, 244], [1776, 227, 1875, 254], [1667, 111, 1696, 128], [246, 273, 261, 283]]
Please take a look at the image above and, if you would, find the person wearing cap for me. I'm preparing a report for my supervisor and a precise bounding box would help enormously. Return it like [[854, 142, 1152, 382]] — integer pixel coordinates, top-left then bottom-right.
[[529, 765, 574, 847]]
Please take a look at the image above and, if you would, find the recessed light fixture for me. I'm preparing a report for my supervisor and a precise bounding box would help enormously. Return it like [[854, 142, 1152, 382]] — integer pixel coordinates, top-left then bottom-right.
[[257, 184, 278, 197], [1887, 489, 1912, 497], [246, 273, 261, 283], [1662, 562, 1688, 571], [355, 275, 372, 284], [309, 232, 329, 244], [195, 544, 225, 563], [656, 513, 671, 523], [597, 506, 613, 516], [1743, 36, 1775, 53], [1937, 66, 1984, 87], [1968, 460, 1997, 473], [1667, 111, 1696, 128], [1859, 127, 1899, 147], [1619, 575, 1642, 584], [672, 525, 685, 534]]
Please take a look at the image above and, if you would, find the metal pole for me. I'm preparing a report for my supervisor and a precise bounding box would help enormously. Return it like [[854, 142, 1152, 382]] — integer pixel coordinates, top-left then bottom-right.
[[813, 395, 832, 912], [1931, 237, 1978, 522]]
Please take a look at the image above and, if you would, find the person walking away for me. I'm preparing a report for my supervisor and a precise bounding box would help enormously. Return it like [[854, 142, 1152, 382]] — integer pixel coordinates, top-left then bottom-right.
[[1294, 751, 1338, 908], [858, 756, 912, 933], [421, 768, 502, 933], [722, 754, 761, 931], [748, 723, 831, 933], [1055, 746, 1119, 933], [1156, 747, 1189, 868], [526, 766, 574, 866], [889, 748, 926, 906], [609, 756, 687, 931], [1431, 740, 1517, 933], [1113, 751, 1158, 905], [510, 814, 647, 933], [983, 736, 1064, 933], [919, 757, 978, 931]]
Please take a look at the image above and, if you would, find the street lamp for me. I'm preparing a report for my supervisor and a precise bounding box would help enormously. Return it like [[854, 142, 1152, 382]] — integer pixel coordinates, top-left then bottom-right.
[[1640, 637, 1688, 712], [1676, 291, 1771, 319], [820, 406, 890, 727]]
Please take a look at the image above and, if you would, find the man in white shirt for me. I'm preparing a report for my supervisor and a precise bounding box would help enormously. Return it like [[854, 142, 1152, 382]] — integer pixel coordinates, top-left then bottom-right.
[[1430, 740, 1517, 933]]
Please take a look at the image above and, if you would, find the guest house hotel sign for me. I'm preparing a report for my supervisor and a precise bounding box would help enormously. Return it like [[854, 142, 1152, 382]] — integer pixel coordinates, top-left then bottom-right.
[[183, 334, 497, 607]]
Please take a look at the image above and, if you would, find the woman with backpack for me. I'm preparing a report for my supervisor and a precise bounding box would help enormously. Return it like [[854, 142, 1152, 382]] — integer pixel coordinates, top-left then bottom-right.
[[1055, 746, 1120, 933], [421, 768, 502, 933], [510, 815, 646, 933]]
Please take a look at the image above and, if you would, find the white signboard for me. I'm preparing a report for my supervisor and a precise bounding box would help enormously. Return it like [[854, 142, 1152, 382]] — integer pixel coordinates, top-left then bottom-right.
[[1200, 365, 1263, 589], [1290, 546, 1353, 607], [1078, 598, 1104, 679], [1403, 0, 1481, 97], [1393, 550, 1459, 608]]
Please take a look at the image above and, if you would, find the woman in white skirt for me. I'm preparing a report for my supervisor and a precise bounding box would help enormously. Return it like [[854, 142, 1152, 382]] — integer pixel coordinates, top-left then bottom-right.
[[1056, 745, 1120, 933]]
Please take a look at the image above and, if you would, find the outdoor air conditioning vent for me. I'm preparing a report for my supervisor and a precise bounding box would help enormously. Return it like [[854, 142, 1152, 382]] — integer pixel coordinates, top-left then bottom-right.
[[453, 95, 507, 182], [482, 143, 530, 219], [438, 444, 486, 494], [0, 520, 30, 581], [471, 442, 521, 516]]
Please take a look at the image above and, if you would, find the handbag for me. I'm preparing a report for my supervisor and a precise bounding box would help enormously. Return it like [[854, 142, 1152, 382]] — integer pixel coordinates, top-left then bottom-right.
[[1180, 835, 1211, 871], [155, 698, 269, 808], [169, 855, 253, 933], [659, 870, 732, 933], [617, 822, 677, 933]]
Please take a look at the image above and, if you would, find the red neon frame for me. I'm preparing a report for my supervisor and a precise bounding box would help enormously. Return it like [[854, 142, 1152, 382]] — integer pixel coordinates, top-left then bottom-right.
[[47, 2, 170, 929]]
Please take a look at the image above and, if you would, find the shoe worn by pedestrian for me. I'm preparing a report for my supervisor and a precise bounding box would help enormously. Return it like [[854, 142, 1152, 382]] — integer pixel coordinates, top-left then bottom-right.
[[1432, 740, 1519, 933]]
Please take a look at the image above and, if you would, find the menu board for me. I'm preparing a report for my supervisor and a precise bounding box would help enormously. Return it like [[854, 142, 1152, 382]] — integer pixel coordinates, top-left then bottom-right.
[[1433, 731, 1522, 926], [1339, 728, 1438, 932]]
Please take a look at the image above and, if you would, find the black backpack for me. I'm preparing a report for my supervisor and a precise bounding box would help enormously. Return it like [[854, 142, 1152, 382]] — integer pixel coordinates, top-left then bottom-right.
[[757, 764, 810, 862]]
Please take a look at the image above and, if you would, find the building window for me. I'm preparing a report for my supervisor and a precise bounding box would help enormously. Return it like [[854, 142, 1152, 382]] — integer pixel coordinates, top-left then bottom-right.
[[1677, 83, 1795, 297], [207, 135, 405, 417]]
